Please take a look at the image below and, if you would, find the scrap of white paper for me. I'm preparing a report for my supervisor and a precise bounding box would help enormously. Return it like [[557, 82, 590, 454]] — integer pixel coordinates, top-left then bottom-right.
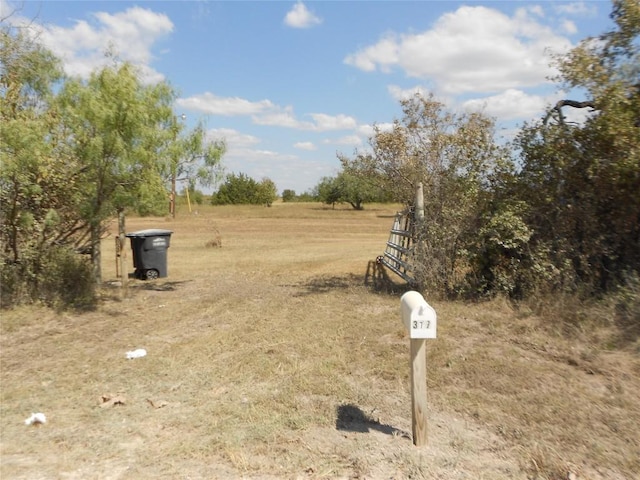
[[25, 413, 47, 425], [126, 348, 147, 359]]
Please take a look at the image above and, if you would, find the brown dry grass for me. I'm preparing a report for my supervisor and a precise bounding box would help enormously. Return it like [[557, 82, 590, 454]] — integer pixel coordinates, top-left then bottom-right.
[[1, 202, 639, 480]]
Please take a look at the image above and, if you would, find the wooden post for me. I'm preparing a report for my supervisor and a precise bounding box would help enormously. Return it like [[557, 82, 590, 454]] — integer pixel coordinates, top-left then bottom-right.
[[170, 173, 176, 218], [118, 209, 128, 296], [410, 338, 428, 446], [401, 291, 437, 447]]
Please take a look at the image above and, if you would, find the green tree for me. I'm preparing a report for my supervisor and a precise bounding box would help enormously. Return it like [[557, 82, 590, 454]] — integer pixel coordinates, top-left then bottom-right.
[[282, 189, 296, 202], [313, 171, 387, 210], [1, 27, 94, 307], [1, 27, 64, 262], [314, 176, 342, 208], [167, 119, 225, 217], [255, 177, 278, 206], [57, 60, 177, 283], [512, 0, 640, 295], [297, 191, 316, 202], [0, 27, 223, 301], [336, 171, 388, 210], [341, 93, 509, 295], [211, 172, 260, 205]]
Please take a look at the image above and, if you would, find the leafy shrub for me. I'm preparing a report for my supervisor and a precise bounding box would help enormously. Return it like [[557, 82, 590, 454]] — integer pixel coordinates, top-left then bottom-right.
[[211, 173, 277, 205], [465, 202, 533, 298], [1, 261, 30, 308], [1, 247, 96, 310], [282, 189, 296, 202], [40, 247, 96, 310], [190, 189, 204, 205]]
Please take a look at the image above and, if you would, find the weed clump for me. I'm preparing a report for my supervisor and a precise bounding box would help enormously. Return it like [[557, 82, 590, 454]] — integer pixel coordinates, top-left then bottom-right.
[[611, 274, 640, 347], [205, 236, 222, 248]]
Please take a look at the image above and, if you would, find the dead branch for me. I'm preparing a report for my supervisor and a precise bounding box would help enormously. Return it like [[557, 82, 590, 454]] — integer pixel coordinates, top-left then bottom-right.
[[543, 99, 597, 126]]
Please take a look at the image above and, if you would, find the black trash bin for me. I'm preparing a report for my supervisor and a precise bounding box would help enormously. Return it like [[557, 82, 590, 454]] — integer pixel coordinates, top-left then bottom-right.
[[126, 229, 173, 280]]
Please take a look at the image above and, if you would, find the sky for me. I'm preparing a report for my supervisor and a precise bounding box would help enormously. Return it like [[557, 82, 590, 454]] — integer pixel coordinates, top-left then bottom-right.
[[3, 0, 612, 194]]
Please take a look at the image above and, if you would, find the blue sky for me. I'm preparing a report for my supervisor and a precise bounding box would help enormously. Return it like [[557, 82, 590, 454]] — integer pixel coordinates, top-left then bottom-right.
[[4, 1, 611, 194]]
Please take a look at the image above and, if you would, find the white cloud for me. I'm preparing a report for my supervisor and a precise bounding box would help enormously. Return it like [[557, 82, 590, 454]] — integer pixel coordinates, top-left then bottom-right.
[[355, 122, 394, 139], [253, 106, 309, 128], [323, 135, 363, 147], [284, 1, 322, 29], [180, 94, 359, 132], [252, 149, 280, 157], [327, 123, 395, 151], [356, 124, 375, 138], [525, 5, 544, 17], [16, 6, 173, 83], [388, 84, 428, 101], [345, 35, 398, 73], [255, 110, 357, 131], [307, 113, 357, 131], [462, 89, 547, 121], [208, 128, 260, 147], [553, 2, 597, 16], [221, 147, 327, 193], [344, 5, 574, 95], [462, 88, 598, 126], [177, 93, 275, 116], [561, 20, 578, 35], [294, 141, 317, 150]]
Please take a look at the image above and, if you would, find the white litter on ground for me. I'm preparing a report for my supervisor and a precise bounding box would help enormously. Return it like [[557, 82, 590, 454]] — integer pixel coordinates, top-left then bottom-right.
[[126, 348, 147, 359], [24, 413, 47, 425]]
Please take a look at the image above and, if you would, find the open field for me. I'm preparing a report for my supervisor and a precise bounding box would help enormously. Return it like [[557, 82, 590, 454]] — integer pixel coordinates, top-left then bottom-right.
[[1, 203, 639, 479]]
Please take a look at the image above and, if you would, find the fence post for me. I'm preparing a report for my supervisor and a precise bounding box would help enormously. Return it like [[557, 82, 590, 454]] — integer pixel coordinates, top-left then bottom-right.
[[400, 291, 437, 446]]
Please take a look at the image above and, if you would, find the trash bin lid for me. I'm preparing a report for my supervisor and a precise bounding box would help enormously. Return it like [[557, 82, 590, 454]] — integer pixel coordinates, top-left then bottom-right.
[[126, 229, 173, 238]]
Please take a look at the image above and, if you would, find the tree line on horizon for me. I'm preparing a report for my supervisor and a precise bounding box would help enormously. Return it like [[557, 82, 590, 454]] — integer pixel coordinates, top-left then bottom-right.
[[1, 0, 638, 314], [178, 170, 392, 208]]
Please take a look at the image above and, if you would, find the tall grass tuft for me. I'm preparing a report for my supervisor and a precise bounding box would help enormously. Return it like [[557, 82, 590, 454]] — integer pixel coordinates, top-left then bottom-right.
[[611, 273, 640, 347]]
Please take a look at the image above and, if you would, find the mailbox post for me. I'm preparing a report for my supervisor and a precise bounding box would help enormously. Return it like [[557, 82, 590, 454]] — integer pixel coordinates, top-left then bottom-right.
[[400, 291, 437, 447]]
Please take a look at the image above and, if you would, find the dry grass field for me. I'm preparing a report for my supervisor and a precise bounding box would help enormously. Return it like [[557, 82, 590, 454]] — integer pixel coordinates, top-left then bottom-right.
[[1, 202, 639, 480]]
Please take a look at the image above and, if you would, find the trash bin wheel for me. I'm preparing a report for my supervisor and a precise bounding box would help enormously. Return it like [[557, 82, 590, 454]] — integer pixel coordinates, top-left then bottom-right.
[[145, 269, 159, 280]]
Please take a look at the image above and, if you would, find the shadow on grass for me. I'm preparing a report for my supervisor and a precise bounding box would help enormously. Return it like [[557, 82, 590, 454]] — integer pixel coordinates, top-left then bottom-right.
[[293, 274, 363, 296], [336, 404, 411, 439], [130, 280, 191, 292], [101, 279, 191, 296], [364, 260, 412, 295], [292, 262, 412, 297]]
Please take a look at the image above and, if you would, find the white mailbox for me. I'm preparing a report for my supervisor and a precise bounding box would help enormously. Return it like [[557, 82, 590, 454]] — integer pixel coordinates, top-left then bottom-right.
[[401, 291, 437, 339]]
